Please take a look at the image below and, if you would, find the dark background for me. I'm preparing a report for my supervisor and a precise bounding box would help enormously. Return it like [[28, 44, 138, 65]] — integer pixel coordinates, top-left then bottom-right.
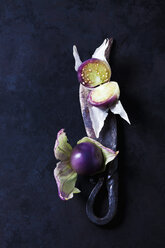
[[0, 0, 165, 247]]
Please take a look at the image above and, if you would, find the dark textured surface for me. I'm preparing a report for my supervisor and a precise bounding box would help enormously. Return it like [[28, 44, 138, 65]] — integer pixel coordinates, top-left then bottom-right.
[[0, 0, 165, 247]]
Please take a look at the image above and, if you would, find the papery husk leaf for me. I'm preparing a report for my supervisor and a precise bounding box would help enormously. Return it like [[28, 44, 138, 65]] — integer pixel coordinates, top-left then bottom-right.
[[73, 45, 82, 71], [110, 100, 131, 124], [54, 161, 80, 200], [54, 129, 72, 161], [92, 39, 110, 63], [88, 105, 109, 138]]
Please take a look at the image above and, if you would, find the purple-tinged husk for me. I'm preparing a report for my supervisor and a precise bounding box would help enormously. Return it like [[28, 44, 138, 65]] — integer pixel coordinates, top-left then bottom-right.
[[54, 129, 80, 200], [54, 128, 72, 161], [54, 161, 80, 200]]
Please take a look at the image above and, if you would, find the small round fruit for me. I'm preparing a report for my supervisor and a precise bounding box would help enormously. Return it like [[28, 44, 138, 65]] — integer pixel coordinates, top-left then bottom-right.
[[70, 142, 104, 175], [88, 81, 120, 107], [77, 58, 111, 88]]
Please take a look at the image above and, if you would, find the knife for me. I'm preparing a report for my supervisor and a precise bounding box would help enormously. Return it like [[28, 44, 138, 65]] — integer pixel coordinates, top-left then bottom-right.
[[79, 38, 118, 225]]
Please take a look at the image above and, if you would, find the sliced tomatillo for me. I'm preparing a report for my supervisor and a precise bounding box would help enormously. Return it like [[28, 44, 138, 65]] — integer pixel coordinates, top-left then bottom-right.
[[73, 39, 131, 140], [77, 58, 111, 88], [88, 81, 120, 107]]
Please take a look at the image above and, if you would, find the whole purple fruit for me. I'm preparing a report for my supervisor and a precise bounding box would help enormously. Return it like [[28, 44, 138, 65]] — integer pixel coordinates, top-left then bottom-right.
[[70, 142, 104, 176]]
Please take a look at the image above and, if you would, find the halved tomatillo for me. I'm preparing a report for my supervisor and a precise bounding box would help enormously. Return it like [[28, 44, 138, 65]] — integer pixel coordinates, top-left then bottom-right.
[[88, 81, 120, 107], [78, 58, 111, 88]]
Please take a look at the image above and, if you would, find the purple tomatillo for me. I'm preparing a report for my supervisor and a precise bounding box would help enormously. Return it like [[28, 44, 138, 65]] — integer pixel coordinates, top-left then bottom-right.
[[54, 129, 118, 200]]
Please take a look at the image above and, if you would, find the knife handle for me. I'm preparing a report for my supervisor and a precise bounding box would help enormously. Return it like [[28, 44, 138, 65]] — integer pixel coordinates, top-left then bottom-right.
[[86, 159, 118, 225]]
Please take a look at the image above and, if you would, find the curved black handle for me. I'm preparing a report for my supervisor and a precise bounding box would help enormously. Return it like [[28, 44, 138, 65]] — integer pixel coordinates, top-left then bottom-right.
[[86, 159, 118, 225]]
